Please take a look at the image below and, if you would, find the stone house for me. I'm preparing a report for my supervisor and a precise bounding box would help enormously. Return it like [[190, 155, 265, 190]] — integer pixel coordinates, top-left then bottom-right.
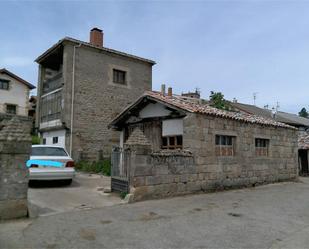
[[109, 89, 298, 201], [230, 102, 309, 175], [35, 28, 155, 161], [0, 68, 35, 116]]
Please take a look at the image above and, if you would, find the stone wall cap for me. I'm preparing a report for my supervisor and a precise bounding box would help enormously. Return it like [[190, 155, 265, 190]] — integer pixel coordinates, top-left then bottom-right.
[[0, 117, 31, 142]]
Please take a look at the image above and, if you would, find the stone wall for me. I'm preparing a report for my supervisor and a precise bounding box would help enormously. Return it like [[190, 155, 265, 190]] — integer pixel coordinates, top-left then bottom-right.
[[62, 43, 153, 161], [0, 114, 31, 219], [128, 114, 298, 201]]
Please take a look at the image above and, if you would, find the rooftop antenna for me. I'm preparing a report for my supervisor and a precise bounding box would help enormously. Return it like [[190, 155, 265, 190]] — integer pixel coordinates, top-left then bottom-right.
[[275, 101, 280, 112], [253, 92, 258, 106]]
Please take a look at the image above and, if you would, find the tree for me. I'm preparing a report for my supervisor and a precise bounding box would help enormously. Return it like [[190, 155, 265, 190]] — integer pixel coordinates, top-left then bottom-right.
[[209, 91, 230, 110], [299, 107, 309, 118]]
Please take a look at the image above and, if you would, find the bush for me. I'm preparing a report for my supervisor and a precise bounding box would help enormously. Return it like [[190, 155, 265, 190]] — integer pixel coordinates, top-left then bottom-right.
[[75, 159, 111, 176], [120, 191, 128, 199], [32, 135, 40, 145]]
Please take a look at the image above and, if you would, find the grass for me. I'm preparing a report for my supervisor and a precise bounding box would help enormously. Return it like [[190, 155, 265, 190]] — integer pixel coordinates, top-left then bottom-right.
[[75, 159, 111, 176]]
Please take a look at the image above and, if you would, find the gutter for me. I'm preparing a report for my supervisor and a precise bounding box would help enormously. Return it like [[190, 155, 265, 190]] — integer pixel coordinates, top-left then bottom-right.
[[69, 43, 82, 156]]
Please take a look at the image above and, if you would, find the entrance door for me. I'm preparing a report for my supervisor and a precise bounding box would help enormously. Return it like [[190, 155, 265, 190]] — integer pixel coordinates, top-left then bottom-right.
[[299, 150, 309, 175]]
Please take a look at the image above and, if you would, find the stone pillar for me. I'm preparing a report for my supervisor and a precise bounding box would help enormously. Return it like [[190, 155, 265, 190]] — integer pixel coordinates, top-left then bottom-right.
[[0, 115, 31, 219]]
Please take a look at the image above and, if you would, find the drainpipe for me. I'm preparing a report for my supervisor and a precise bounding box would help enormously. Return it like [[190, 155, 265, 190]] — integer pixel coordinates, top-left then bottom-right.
[[69, 43, 82, 156]]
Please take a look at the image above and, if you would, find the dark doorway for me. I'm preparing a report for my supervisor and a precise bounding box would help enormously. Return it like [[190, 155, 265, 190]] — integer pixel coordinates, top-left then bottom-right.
[[299, 149, 309, 176]]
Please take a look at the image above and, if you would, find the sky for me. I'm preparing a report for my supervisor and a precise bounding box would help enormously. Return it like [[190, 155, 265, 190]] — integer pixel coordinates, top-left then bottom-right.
[[1, 0, 309, 114]]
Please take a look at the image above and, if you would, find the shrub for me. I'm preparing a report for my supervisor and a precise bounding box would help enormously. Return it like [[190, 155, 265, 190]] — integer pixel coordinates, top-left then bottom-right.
[[32, 135, 40, 145], [75, 159, 111, 176]]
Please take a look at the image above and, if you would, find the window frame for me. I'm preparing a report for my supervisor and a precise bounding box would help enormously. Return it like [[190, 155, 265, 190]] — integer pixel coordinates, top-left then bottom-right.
[[6, 104, 17, 114], [0, 79, 10, 90], [255, 138, 270, 157], [215, 135, 236, 157], [52, 137, 58, 144], [162, 135, 183, 150], [113, 69, 127, 85]]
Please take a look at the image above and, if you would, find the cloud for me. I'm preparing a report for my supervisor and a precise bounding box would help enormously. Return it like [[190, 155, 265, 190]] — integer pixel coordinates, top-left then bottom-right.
[[0, 56, 33, 67]]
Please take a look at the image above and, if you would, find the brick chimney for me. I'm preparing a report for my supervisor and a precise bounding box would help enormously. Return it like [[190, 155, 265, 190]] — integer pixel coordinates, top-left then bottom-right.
[[90, 27, 103, 47], [168, 87, 173, 97]]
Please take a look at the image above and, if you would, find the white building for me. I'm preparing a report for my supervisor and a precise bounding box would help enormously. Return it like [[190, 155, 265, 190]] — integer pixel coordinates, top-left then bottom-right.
[[0, 68, 35, 116]]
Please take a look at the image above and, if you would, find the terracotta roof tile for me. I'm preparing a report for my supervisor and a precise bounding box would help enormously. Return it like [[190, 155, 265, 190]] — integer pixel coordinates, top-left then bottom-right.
[[145, 91, 295, 129]]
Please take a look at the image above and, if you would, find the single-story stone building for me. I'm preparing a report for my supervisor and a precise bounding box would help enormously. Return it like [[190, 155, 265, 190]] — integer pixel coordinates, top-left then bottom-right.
[[109, 90, 298, 201]]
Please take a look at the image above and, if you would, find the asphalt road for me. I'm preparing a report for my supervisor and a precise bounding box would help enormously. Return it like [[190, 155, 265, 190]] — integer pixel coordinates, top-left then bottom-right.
[[28, 172, 124, 217], [1, 178, 309, 248]]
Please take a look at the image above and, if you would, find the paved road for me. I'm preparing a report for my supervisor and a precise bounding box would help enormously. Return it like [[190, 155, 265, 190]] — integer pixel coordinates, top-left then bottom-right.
[[28, 172, 124, 217], [1, 178, 309, 248]]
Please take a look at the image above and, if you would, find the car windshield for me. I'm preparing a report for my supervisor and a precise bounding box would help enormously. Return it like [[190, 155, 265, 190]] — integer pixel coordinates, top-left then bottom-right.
[[31, 147, 68, 157]]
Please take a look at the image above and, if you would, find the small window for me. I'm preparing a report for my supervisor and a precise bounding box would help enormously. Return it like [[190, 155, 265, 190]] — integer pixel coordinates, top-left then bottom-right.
[[53, 137, 58, 144], [255, 138, 269, 156], [0, 79, 9, 90], [215, 135, 235, 156], [42, 138, 46, 145], [6, 104, 16, 114], [162, 135, 183, 150], [113, 69, 126, 84]]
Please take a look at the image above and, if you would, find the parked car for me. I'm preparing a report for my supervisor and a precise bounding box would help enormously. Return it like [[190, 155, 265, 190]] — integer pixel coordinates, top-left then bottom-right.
[[28, 145, 75, 184]]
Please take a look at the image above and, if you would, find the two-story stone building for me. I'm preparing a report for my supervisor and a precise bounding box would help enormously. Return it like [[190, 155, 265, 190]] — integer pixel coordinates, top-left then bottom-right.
[[0, 68, 35, 116], [35, 28, 155, 161]]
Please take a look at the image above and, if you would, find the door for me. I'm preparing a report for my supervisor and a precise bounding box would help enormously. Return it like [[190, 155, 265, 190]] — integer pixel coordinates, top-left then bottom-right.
[[299, 149, 309, 175]]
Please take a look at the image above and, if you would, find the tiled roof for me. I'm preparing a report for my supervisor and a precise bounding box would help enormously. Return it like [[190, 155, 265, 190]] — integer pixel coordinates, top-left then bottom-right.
[[230, 102, 309, 128], [144, 91, 295, 129], [298, 132, 309, 149], [35, 37, 155, 65], [0, 68, 35, 89]]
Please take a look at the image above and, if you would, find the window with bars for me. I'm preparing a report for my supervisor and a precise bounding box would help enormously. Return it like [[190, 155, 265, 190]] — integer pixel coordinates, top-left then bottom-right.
[[255, 138, 269, 156], [113, 69, 126, 84], [6, 104, 16, 114], [162, 135, 183, 150], [0, 79, 9, 90], [215, 135, 235, 156]]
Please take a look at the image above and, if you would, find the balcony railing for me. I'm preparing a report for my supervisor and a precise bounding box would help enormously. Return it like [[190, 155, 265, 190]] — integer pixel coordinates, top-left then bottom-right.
[[43, 73, 63, 94]]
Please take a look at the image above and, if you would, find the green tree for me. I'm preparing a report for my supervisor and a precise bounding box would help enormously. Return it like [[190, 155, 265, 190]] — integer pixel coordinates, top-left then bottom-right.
[[299, 107, 309, 118], [209, 91, 230, 110]]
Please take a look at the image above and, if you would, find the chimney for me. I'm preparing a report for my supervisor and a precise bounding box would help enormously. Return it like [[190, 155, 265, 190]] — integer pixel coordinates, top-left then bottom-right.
[[90, 27, 103, 47], [161, 84, 166, 96], [168, 87, 173, 97]]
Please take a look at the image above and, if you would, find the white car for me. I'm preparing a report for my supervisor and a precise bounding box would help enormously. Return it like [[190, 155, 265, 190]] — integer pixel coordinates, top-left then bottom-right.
[[28, 145, 75, 184]]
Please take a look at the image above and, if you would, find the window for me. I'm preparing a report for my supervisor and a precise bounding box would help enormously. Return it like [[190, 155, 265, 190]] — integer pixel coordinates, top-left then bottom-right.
[[40, 91, 62, 122], [255, 138, 269, 156], [215, 135, 235, 156], [53, 137, 58, 144], [0, 79, 9, 90], [31, 146, 68, 156], [6, 104, 16, 114], [113, 69, 126, 84], [162, 135, 183, 150], [42, 138, 46, 145]]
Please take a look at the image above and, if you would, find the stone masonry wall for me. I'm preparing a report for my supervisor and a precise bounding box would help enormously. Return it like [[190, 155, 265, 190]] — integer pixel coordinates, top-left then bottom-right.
[[62, 43, 153, 161], [129, 114, 298, 201], [0, 114, 32, 219]]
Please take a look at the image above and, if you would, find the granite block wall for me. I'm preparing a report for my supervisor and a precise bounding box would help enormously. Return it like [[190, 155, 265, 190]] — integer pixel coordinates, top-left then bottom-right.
[[0, 114, 31, 219], [128, 114, 298, 201]]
